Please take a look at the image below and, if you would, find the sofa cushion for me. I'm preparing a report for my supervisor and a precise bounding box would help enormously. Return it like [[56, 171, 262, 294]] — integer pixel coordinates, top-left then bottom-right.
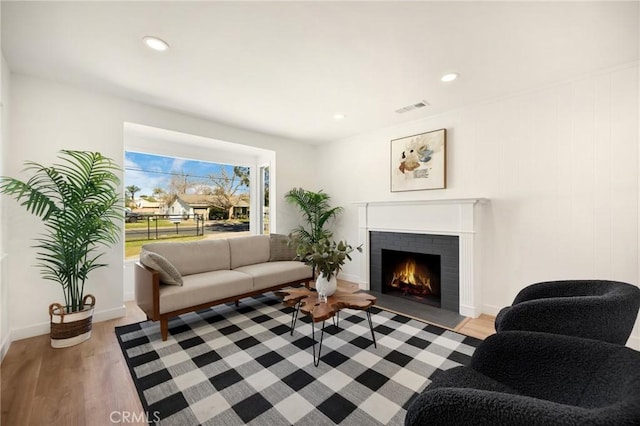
[[229, 235, 271, 269], [140, 250, 183, 286], [158, 270, 253, 314], [269, 234, 298, 261], [142, 239, 230, 275], [234, 261, 313, 291]]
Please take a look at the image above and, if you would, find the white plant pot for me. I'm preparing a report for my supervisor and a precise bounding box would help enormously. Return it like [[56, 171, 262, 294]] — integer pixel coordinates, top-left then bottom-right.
[[316, 274, 338, 299]]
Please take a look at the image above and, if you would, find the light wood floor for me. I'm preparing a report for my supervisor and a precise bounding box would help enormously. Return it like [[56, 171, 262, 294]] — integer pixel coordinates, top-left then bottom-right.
[[1, 284, 496, 426]]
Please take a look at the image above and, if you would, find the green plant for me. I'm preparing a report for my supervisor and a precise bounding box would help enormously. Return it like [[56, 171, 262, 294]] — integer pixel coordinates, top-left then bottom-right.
[[296, 238, 362, 281], [0, 150, 123, 312], [285, 187, 343, 245]]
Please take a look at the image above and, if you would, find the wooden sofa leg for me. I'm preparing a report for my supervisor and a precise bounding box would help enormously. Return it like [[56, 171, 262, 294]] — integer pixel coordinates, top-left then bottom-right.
[[234, 300, 239, 307], [160, 318, 169, 341]]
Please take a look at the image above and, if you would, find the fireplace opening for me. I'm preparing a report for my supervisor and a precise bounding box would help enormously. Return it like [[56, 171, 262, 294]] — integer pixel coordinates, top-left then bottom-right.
[[381, 249, 441, 308]]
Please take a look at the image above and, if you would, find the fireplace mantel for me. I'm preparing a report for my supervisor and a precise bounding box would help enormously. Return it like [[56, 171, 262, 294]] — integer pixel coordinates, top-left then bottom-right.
[[356, 198, 487, 317], [356, 198, 483, 206]]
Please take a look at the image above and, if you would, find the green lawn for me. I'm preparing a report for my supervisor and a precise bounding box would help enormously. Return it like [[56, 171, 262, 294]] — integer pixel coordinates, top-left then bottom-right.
[[125, 235, 206, 259]]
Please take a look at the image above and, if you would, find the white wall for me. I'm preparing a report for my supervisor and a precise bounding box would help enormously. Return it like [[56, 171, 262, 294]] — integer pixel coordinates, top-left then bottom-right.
[[5, 73, 317, 341], [0, 52, 10, 360], [318, 63, 640, 347]]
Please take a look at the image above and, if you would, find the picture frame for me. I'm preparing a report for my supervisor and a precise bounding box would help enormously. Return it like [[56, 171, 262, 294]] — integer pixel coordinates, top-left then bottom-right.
[[390, 128, 446, 192]]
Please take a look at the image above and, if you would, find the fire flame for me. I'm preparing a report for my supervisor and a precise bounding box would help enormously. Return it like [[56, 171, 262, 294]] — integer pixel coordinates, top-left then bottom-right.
[[390, 259, 432, 293]]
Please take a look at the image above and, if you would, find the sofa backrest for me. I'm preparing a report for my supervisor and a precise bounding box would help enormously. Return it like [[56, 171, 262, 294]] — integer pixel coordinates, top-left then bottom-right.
[[228, 235, 271, 269], [269, 234, 298, 261], [142, 239, 231, 276]]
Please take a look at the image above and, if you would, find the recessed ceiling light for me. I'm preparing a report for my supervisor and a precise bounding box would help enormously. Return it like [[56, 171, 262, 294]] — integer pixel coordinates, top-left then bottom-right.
[[333, 113, 346, 120], [441, 72, 459, 82], [143, 36, 169, 52]]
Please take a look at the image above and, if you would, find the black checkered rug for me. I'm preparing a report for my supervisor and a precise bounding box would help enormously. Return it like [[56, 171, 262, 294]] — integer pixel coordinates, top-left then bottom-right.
[[116, 293, 482, 425]]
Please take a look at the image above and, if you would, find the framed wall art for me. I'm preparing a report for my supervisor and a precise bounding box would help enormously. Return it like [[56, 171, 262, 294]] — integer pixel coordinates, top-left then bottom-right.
[[391, 128, 446, 192]]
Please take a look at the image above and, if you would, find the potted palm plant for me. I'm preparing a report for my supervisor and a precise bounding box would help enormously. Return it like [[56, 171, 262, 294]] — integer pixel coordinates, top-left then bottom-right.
[[296, 238, 362, 301], [285, 187, 343, 246], [0, 150, 122, 348], [285, 187, 359, 298]]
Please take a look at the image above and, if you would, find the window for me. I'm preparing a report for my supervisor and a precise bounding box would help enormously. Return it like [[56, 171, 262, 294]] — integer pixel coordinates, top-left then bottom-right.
[[123, 123, 275, 259], [260, 166, 270, 234]]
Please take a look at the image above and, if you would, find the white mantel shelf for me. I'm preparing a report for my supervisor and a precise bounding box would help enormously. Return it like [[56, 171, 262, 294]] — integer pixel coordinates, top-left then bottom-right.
[[357, 198, 488, 318], [354, 198, 488, 207]]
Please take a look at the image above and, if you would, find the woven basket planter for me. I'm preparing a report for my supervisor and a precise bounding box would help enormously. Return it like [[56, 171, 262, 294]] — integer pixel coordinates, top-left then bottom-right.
[[49, 294, 96, 348]]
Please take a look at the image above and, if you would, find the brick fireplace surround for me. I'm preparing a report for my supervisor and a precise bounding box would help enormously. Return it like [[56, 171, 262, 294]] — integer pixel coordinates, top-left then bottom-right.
[[357, 199, 486, 318], [370, 231, 460, 312]]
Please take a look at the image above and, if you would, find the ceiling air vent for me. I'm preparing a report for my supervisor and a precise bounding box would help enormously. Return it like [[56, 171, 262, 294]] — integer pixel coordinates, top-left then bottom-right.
[[395, 100, 430, 114]]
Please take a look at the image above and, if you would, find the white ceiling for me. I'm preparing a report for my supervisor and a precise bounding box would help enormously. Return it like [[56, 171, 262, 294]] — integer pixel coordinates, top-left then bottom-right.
[[2, 1, 638, 144]]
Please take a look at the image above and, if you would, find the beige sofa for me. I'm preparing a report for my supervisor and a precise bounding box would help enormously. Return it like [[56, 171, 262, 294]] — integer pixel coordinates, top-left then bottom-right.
[[134, 234, 313, 340]]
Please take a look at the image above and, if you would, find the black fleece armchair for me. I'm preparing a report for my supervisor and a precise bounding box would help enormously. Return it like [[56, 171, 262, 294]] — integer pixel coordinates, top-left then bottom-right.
[[405, 331, 640, 426], [495, 280, 640, 344]]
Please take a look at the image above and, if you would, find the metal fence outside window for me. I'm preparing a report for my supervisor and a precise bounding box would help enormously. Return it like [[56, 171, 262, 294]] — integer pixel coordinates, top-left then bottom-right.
[[125, 214, 206, 242]]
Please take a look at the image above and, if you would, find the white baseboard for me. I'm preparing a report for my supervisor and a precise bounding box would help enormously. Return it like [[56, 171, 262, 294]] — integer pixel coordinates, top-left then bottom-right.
[[9, 305, 127, 342], [460, 304, 481, 318], [1, 333, 11, 362], [93, 305, 127, 322], [10, 321, 49, 341], [124, 292, 136, 302], [482, 304, 502, 316], [338, 273, 360, 286]]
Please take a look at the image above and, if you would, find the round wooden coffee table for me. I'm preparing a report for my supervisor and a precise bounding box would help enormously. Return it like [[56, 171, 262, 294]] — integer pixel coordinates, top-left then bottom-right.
[[277, 288, 377, 366]]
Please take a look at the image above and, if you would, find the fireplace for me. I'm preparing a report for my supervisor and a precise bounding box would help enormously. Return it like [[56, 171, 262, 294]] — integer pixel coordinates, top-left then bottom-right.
[[357, 199, 485, 317], [369, 231, 459, 313], [381, 249, 441, 308]]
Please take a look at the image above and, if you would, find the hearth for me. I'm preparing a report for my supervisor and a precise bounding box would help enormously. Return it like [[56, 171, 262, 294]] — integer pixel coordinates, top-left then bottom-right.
[[381, 249, 441, 308]]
